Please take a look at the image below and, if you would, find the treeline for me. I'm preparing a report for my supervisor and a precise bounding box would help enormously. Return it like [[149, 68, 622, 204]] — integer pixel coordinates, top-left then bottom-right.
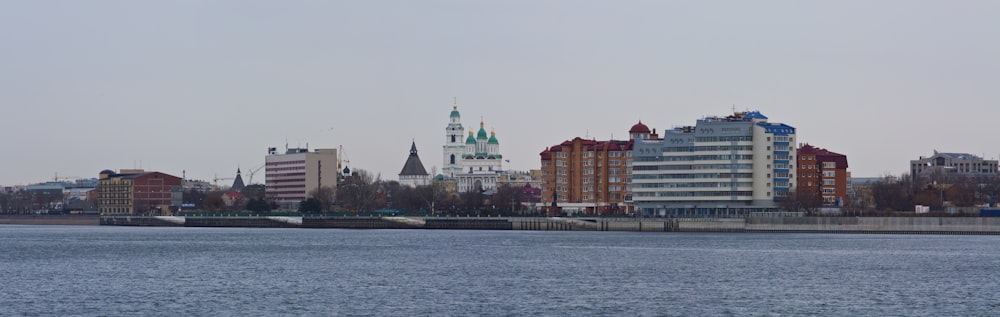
[[781, 173, 1000, 215], [301, 170, 537, 216]]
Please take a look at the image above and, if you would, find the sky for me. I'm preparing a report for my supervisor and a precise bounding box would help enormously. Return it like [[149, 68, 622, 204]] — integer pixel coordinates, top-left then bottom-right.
[[1, 0, 998, 186]]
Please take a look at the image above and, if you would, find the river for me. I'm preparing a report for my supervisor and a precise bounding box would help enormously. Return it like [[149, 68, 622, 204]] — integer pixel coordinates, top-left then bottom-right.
[[1, 225, 997, 316]]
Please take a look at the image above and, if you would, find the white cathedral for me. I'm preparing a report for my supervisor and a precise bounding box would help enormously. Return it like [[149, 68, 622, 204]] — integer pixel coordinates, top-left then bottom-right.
[[442, 101, 504, 193]]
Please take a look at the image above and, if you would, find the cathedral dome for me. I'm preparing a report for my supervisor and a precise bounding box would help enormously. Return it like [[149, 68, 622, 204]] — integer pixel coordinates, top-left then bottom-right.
[[488, 130, 499, 144], [466, 131, 477, 144], [629, 121, 651, 133], [450, 101, 461, 117]]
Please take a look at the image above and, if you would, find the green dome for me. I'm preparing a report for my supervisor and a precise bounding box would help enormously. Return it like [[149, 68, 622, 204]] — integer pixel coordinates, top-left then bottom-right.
[[488, 134, 499, 144], [450, 109, 460, 118], [477, 127, 488, 140], [466, 134, 477, 144]]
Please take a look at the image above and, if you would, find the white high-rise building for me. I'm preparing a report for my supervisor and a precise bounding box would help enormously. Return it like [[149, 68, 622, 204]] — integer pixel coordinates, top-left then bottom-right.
[[631, 111, 795, 217]]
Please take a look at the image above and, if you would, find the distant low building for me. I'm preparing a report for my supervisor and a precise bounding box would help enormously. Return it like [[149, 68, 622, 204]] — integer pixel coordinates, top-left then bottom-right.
[[910, 151, 998, 180], [98, 169, 183, 215], [183, 179, 213, 192]]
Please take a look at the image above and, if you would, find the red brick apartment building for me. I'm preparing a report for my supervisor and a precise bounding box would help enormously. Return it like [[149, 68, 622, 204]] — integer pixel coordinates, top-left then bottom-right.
[[539, 122, 654, 216], [796, 144, 849, 206]]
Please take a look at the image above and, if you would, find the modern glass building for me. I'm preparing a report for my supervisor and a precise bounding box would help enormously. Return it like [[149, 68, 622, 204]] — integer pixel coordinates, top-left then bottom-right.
[[631, 111, 795, 217]]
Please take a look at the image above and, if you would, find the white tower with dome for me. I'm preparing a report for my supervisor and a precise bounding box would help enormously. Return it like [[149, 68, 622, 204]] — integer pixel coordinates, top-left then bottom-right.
[[442, 99, 465, 178]]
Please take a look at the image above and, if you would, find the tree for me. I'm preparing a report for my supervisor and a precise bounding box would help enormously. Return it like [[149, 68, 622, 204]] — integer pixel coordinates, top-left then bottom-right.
[[183, 189, 207, 209], [416, 181, 448, 216], [871, 175, 914, 212], [202, 192, 227, 211], [781, 189, 824, 214], [241, 184, 267, 201], [308, 186, 336, 212], [298, 198, 322, 213], [461, 189, 484, 215], [246, 198, 272, 212], [335, 169, 381, 213], [492, 184, 524, 216]]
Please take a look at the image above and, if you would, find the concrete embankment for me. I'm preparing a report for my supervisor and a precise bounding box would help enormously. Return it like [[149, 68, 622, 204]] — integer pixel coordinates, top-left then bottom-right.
[[96, 215, 1000, 234], [744, 216, 1000, 234], [0, 215, 99, 226]]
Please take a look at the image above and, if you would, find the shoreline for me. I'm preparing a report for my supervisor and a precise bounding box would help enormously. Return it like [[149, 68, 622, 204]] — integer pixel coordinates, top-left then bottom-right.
[[5, 215, 1000, 235], [97, 215, 1000, 235], [0, 215, 100, 226]]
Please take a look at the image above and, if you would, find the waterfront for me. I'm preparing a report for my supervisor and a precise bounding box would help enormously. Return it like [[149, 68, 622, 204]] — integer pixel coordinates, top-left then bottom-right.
[[1, 226, 998, 316]]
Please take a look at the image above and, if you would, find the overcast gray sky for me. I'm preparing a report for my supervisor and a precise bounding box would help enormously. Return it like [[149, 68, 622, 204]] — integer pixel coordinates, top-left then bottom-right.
[[2, 0, 998, 185]]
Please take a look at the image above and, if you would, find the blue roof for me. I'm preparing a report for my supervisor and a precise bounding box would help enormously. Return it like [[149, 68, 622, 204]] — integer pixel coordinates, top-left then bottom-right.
[[759, 123, 795, 136], [743, 111, 768, 120]]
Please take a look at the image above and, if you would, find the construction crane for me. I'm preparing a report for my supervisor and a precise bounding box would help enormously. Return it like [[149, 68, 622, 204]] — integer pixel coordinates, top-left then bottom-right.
[[213, 174, 234, 189], [338, 145, 351, 177], [245, 163, 265, 185]]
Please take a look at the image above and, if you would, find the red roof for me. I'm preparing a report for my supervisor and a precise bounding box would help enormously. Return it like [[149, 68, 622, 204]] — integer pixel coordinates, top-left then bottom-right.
[[629, 121, 650, 133]]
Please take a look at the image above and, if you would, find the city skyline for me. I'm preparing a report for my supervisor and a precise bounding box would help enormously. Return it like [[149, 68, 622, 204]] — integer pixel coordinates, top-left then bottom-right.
[[2, 1, 998, 185]]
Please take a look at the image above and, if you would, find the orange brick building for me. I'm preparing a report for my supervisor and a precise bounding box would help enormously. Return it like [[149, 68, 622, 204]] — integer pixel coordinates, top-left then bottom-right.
[[796, 144, 849, 207], [539, 122, 653, 215]]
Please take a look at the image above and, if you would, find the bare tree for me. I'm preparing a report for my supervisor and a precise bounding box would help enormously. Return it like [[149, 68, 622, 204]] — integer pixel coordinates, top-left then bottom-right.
[[871, 174, 915, 212], [308, 186, 336, 212], [336, 169, 382, 213]]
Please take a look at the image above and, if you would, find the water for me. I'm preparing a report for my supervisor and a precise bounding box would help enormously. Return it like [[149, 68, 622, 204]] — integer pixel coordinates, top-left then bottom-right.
[[1, 226, 998, 316]]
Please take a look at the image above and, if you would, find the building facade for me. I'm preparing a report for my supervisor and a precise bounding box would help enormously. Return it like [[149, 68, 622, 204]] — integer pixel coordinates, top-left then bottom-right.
[[441, 101, 505, 193], [631, 111, 796, 217], [797, 144, 849, 207], [98, 169, 183, 215], [538, 123, 643, 216], [399, 141, 430, 187], [910, 151, 998, 180], [264, 147, 339, 210]]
